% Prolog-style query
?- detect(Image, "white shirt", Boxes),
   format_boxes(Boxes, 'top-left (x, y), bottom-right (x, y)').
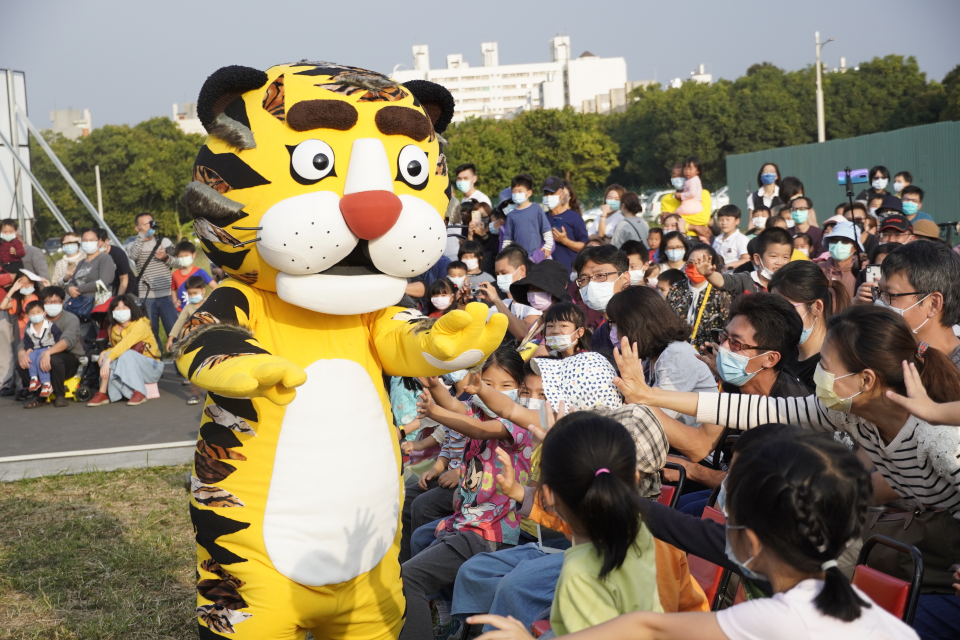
top-left (717, 579), bottom-right (918, 640)
top-left (464, 189), bottom-right (491, 207)
top-left (487, 297), bottom-right (542, 322)
top-left (588, 211), bottom-right (624, 238)
top-left (713, 230), bottom-right (750, 267)
top-left (747, 185), bottom-right (780, 211)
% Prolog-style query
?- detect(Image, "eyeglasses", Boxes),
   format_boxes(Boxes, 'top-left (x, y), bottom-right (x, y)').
top-left (877, 290), bottom-right (930, 306)
top-left (880, 232), bottom-right (910, 241)
top-left (575, 271), bottom-right (622, 289)
top-left (710, 329), bottom-right (774, 353)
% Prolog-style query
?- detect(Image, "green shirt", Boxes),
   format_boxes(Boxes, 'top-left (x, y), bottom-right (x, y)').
top-left (550, 522), bottom-right (662, 636)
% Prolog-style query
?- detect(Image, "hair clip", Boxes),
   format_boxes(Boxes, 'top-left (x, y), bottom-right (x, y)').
top-left (916, 342), bottom-right (929, 358)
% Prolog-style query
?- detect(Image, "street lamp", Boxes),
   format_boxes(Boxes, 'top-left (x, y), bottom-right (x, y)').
top-left (815, 31), bottom-right (834, 143)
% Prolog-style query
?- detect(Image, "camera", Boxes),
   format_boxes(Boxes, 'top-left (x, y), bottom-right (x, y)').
top-left (148, 220), bottom-right (158, 230)
top-left (837, 168), bottom-right (869, 186)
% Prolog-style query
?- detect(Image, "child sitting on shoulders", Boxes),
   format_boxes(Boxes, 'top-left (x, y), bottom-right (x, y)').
top-left (674, 157), bottom-right (711, 242)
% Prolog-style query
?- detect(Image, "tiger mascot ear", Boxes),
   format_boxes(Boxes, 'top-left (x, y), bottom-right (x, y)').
top-left (401, 80), bottom-right (455, 135)
top-left (197, 65), bottom-right (270, 151)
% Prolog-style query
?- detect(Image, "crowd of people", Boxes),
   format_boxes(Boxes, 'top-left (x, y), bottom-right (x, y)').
top-left (0, 211), bottom-right (218, 408)
top-left (393, 161), bottom-right (960, 640)
top-left (2, 157), bottom-right (960, 639)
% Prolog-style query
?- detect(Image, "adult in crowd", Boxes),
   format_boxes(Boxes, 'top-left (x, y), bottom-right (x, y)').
top-left (660, 213), bottom-right (685, 235)
top-left (510, 259), bottom-right (571, 316)
top-left (818, 220), bottom-right (862, 299)
top-left (657, 231), bottom-right (691, 273)
top-left (617, 304), bottom-right (960, 637)
top-left (899, 186), bottom-right (934, 223)
top-left (768, 261), bottom-right (850, 392)
top-left (50, 231), bottom-right (84, 288)
top-left (879, 214), bottom-right (917, 245)
top-left (610, 192), bottom-right (650, 249)
top-left (18, 287), bottom-right (84, 409)
top-left (786, 196), bottom-right (823, 252)
top-left (478, 246), bottom-right (541, 341)
top-left (695, 227), bottom-right (795, 295)
top-left (842, 202), bottom-right (879, 255)
top-left (95, 228), bottom-right (132, 295)
top-left (664, 243), bottom-right (730, 352)
top-left (855, 164), bottom-right (892, 201)
top-left (574, 245), bottom-right (630, 350)
top-left (912, 220), bottom-right (943, 243)
top-left (606, 285), bottom-right (715, 427)
top-left (453, 163), bottom-right (491, 207)
top-left (591, 184), bottom-right (626, 242)
top-left (128, 212), bottom-right (178, 348)
top-left (17, 231), bottom-right (50, 283)
top-left (876, 194), bottom-right (909, 220)
top-left (542, 177), bottom-right (588, 272)
top-left (857, 240), bottom-right (960, 370)
top-left (746, 162), bottom-right (782, 212)
top-left (86, 294), bottom-right (163, 407)
top-left (65, 229), bottom-right (116, 336)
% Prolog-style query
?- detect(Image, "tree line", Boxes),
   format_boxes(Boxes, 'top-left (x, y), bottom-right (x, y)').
top-left (24, 55), bottom-right (958, 241)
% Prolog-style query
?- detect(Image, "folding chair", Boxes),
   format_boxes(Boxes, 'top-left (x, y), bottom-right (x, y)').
top-left (657, 462), bottom-right (686, 509)
top-left (688, 506), bottom-right (732, 610)
top-left (853, 534), bottom-right (923, 624)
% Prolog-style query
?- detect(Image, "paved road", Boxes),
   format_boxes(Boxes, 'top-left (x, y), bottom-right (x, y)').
top-left (0, 363), bottom-right (203, 457)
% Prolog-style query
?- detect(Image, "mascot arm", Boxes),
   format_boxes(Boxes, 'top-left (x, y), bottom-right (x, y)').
top-left (174, 283), bottom-right (306, 406)
top-left (371, 302), bottom-right (508, 377)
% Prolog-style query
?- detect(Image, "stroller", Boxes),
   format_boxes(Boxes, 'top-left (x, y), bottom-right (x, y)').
top-left (62, 297), bottom-right (112, 403)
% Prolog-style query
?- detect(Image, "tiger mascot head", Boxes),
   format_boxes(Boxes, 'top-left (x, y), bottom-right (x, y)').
top-left (183, 61), bottom-right (455, 315)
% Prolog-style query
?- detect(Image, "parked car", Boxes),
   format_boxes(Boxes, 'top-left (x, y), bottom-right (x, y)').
top-left (43, 237), bottom-right (62, 255)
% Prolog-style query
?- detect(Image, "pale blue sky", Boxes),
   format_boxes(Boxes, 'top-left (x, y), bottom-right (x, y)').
top-left (3, 0), bottom-right (959, 127)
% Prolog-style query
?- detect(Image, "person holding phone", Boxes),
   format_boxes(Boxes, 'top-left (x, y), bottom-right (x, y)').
top-left (542, 177), bottom-right (589, 272)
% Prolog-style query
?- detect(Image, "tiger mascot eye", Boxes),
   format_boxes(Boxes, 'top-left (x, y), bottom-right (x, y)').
top-left (175, 61), bottom-right (507, 640)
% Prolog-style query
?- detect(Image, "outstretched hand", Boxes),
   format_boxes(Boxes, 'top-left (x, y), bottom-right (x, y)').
top-left (495, 447), bottom-right (524, 502)
top-left (886, 360), bottom-right (960, 425)
top-left (612, 336), bottom-right (655, 405)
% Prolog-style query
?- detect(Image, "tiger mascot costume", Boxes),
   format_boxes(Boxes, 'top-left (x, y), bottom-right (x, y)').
top-left (175, 61), bottom-right (507, 640)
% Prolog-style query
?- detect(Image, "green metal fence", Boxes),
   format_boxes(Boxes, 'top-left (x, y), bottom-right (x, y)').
top-left (725, 121), bottom-right (960, 229)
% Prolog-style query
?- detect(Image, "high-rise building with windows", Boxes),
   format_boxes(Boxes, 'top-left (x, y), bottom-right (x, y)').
top-left (391, 37), bottom-right (630, 122)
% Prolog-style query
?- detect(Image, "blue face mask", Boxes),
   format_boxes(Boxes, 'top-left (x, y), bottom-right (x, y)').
top-left (797, 308), bottom-right (814, 346)
top-left (187, 294), bottom-right (203, 305)
top-left (760, 172), bottom-right (777, 185)
top-left (671, 177), bottom-right (687, 190)
top-left (828, 242), bottom-right (854, 261)
top-left (456, 179), bottom-right (472, 193)
top-left (716, 478), bottom-right (727, 514)
top-left (62, 243), bottom-right (79, 256)
top-left (145, 228), bottom-right (156, 238)
top-left (489, 221), bottom-right (499, 235)
top-left (512, 191), bottom-right (529, 205)
top-left (901, 201), bottom-right (919, 216)
top-left (790, 208), bottom-right (809, 225)
top-left (725, 524), bottom-right (769, 583)
top-left (665, 248), bottom-right (685, 263)
top-left (605, 199), bottom-right (621, 211)
top-left (716, 346), bottom-right (766, 387)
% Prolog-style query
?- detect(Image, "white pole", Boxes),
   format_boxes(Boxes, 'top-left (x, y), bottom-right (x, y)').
top-left (95, 165), bottom-right (104, 218)
top-left (815, 31), bottom-right (833, 143)
top-left (6, 70), bottom-right (25, 239)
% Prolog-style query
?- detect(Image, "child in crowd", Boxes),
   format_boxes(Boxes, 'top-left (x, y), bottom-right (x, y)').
top-left (427, 278), bottom-right (457, 318)
top-left (501, 174), bottom-right (554, 261)
top-left (401, 349), bottom-right (534, 640)
top-left (458, 241), bottom-right (494, 286)
top-left (0, 219), bottom-right (26, 274)
top-left (644, 263), bottom-right (661, 288)
top-left (544, 302), bottom-right (591, 358)
top-left (646, 228), bottom-right (662, 262)
top-left (167, 274), bottom-right (209, 405)
top-left (656, 269), bottom-right (686, 298)
top-left (22, 300), bottom-right (62, 398)
top-left (711, 205), bottom-right (750, 271)
top-left (472, 432), bottom-right (919, 640)
top-left (674, 157), bottom-right (710, 242)
top-left (747, 205), bottom-right (771, 236)
top-left (694, 227), bottom-right (795, 296)
top-left (793, 232), bottom-right (813, 258)
top-left (171, 240), bottom-right (216, 311)
top-left (446, 260), bottom-right (468, 290)
top-left (660, 214), bottom-right (685, 235)
top-left (892, 170), bottom-right (912, 194)
top-left (621, 240), bottom-right (650, 286)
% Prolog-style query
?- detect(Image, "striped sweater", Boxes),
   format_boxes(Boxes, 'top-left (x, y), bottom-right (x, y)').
top-left (128, 236), bottom-right (177, 298)
top-left (695, 392), bottom-right (960, 520)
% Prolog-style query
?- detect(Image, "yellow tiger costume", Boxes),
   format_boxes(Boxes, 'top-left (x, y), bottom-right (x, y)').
top-left (175, 61), bottom-right (507, 640)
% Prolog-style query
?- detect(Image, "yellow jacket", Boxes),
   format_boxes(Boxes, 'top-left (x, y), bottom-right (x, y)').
top-left (107, 317), bottom-right (160, 361)
top-left (661, 189), bottom-right (713, 234)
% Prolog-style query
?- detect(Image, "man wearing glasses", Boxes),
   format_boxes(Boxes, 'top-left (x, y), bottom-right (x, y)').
top-left (857, 242), bottom-right (960, 371)
top-left (698, 292), bottom-right (809, 399)
top-left (572, 245), bottom-right (629, 352)
top-left (878, 214), bottom-right (917, 245)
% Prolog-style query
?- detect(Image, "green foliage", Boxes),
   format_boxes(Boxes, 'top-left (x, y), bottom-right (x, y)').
top-left (444, 107), bottom-right (619, 196)
top-left (29, 118), bottom-right (203, 242)
top-left (940, 63), bottom-right (960, 122)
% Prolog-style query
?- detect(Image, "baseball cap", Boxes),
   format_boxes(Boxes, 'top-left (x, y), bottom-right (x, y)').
top-left (912, 219), bottom-right (940, 240)
top-left (879, 214), bottom-right (913, 233)
top-left (876, 195), bottom-right (905, 215)
top-left (542, 177), bottom-right (564, 193)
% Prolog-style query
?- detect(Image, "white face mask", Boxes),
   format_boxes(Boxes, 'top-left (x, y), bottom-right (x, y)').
top-left (784, 219), bottom-right (796, 229)
top-left (893, 181), bottom-right (905, 193)
top-left (518, 397), bottom-right (544, 411)
top-left (431, 295), bottom-right (453, 310)
top-left (545, 333), bottom-right (578, 352)
top-left (872, 178), bottom-right (889, 190)
top-left (752, 217), bottom-right (767, 229)
top-left (20, 286), bottom-right (35, 295)
top-left (542, 194), bottom-right (560, 210)
top-left (44, 303), bottom-right (63, 317)
top-left (628, 270), bottom-right (645, 286)
top-left (755, 257), bottom-right (775, 281)
top-left (874, 295), bottom-right (931, 334)
top-left (179, 255), bottom-right (194, 268)
top-left (81, 241), bottom-right (100, 255)
top-left (582, 276), bottom-right (621, 312)
top-left (112, 308), bottom-right (132, 324)
top-left (449, 276), bottom-right (466, 288)
top-left (463, 258), bottom-right (479, 271)
top-left (497, 271), bottom-right (515, 291)
top-left (28, 313), bottom-right (45, 325)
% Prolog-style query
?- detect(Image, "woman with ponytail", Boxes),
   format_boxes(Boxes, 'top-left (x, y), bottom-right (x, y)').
top-left (768, 260), bottom-right (850, 392)
top-left (471, 433), bottom-right (919, 639)
top-left (537, 412), bottom-right (663, 635)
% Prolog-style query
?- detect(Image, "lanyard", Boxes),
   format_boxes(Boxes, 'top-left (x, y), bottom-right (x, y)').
top-left (690, 284), bottom-right (713, 342)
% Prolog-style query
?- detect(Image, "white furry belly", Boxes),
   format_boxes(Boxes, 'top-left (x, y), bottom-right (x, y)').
top-left (262, 359), bottom-right (399, 586)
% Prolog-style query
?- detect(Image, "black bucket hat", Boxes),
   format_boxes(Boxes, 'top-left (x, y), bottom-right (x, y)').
top-left (510, 259), bottom-right (572, 306)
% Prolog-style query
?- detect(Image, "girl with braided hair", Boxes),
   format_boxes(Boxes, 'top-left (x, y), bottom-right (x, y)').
top-left (471, 432), bottom-right (918, 639)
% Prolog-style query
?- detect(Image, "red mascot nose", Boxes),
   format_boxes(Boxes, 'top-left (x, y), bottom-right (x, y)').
top-left (338, 191), bottom-right (403, 240)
